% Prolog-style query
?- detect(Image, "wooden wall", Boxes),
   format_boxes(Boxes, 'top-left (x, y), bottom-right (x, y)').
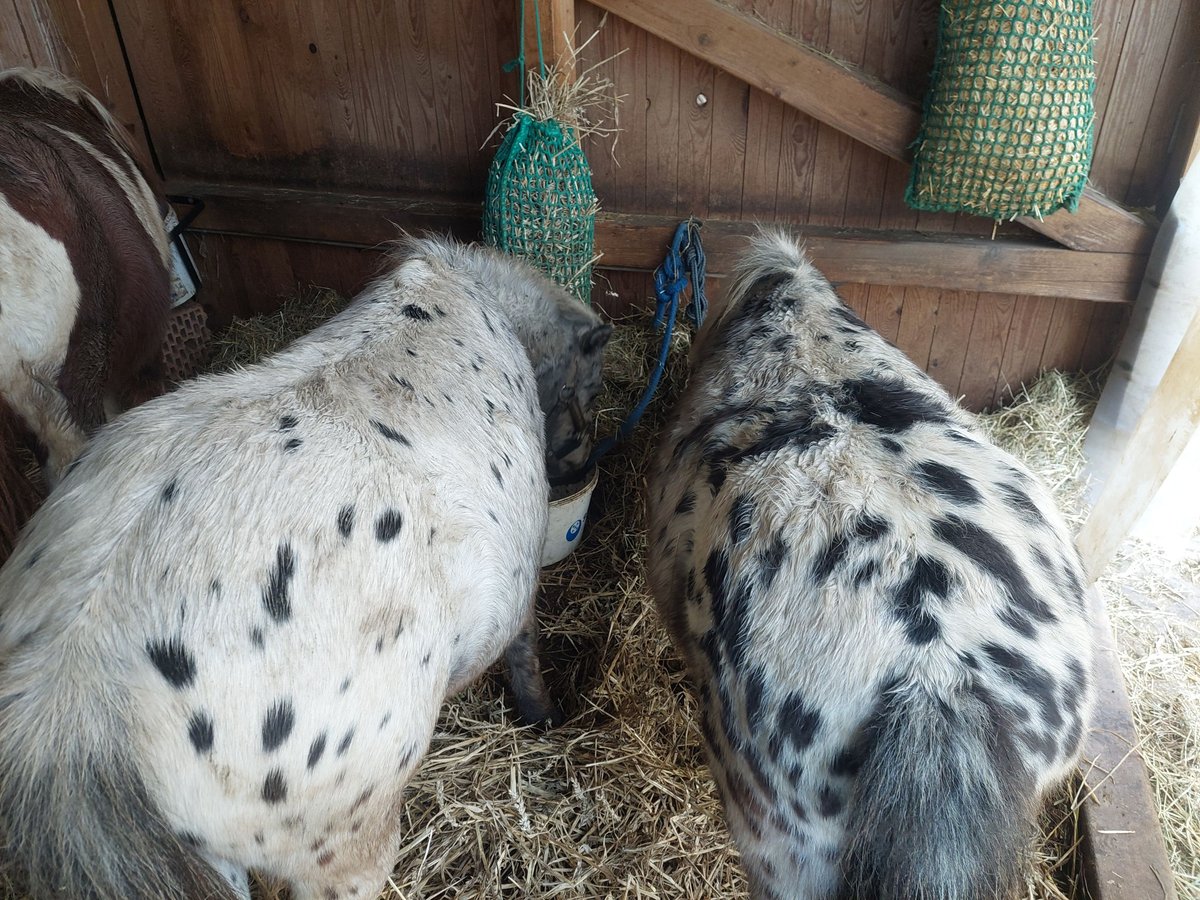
top-left (3, 0), bottom-right (1197, 410)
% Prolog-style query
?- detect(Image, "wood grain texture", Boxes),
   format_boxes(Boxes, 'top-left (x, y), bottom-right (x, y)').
top-left (587, 0), bottom-right (1157, 253)
top-left (165, 181), bottom-right (1148, 305)
top-left (1079, 588), bottom-right (1180, 900)
top-left (33, 0), bottom-right (1177, 410)
top-left (1077, 298), bottom-right (1200, 580)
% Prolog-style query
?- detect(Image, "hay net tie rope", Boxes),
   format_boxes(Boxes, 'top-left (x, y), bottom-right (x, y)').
top-left (570, 219), bottom-right (706, 482)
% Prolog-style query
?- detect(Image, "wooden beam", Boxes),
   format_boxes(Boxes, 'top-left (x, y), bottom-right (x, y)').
top-left (587, 0), bottom-right (1156, 255)
top-left (35, 0), bottom-right (162, 188)
top-left (1080, 588), bottom-right (1178, 900)
top-left (1076, 294), bottom-right (1200, 580)
top-left (523, 0), bottom-right (576, 85)
top-left (166, 180), bottom-right (1145, 304)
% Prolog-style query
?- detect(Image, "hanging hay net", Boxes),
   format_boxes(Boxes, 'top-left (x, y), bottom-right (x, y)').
top-left (905, 0), bottom-right (1096, 221)
top-left (482, 17), bottom-right (621, 303)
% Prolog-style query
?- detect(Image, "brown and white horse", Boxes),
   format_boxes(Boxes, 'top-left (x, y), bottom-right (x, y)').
top-left (0, 68), bottom-right (171, 555)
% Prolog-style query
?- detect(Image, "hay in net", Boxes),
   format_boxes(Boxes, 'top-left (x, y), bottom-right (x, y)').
top-left (482, 18), bottom-right (622, 304)
top-left (905, 0), bottom-right (1096, 221)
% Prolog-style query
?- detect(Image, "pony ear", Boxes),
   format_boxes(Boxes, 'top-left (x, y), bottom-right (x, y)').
top-left (579, 322), bottom-right (613, 355)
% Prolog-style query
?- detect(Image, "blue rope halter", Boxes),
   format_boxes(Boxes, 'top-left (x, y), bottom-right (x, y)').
top-left (578, 218), bottom-right (707, 475)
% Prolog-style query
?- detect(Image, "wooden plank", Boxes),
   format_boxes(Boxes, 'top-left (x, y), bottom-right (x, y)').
top-left (677, 52), bottom-right (715, 218)
top-left (993, 294), bottom-right (1056, 407)
top-left (644, 33), bottom-right (681, 212)
top-left (863, 283), bottom-right (903, 345)
top-left (925, 290), bottom-right (976, 401)
top-left (38, 0), bottom-right (160, 184)
top-left (770, 0), bottom-right (823, 225)
top-left (1126, 0), bottom-right (1194, 208)
top-left (739, 88), bottom-right (786, 218)
top-left (0, 0), bottom-right (37, 67)
top-left (588, 0), bottom-right (1157, 254)
top-left (1150, 3), bottom-right (1200, 216)
top-left (806, 0), bottom-right (863, 227)
top-left (838, 282), bottom-right (870, 320)
top-left (590, 0), bottom-right (919, 161)
top-left (1040, 298), bottom-right (1096, 375)
top-left (958, 291), bottom-right (1017, 411)
top-left (165, 181), bottom-right (1148, 305)
top-left (1080, 303), bottom-right (1131, 375)
top-left (705, 67), bottom-right (748, 216)
top-left (893, 288), bottom-right (941, 372)
top-left (1076, 296), bottom-right (1200, 581)
top-left (1079, 587), bottom-right (1179, 900)
top-left (1092, 0), bottom-right (1184, 205)
top-left (594, 213), bottom-right (1146, 302)
top-left (524, 0), bottom-right (575, 84)
top-left (1089, 0), bottom-right (1135, 146)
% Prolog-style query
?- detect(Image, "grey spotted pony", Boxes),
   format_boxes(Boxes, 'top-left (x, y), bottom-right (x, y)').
top-left (647, 230), bottom-right (1093, 900)
top-left (0, 235), bottom-right (610, 900)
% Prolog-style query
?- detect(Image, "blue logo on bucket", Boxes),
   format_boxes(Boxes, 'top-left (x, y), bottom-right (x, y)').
top-left (566, 519), bottom-right (583, 541)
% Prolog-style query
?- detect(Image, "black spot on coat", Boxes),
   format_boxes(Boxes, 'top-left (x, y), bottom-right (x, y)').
top-left (998, 482), bottom-right (1047, 526)
top-left (892, 556), bottom-right (951, 644)
top-left (307, 733), bottom-right (328, 768)
top-left (146, 638), bottom-right (196, 688)
top-left (811, 533), bottom-right (849, 583)
top-left (729, 495), bottom-right (754, 545)
top-left (757, 532), bottom-right (789, 590)
top-left (262, 769), bottom-right (288, 804)
top-left (262, 542), bottom-right (296, 623)
top-left (916, 461), bottom-right (981, 504)
top-left (401, 304), bottom-right (431, 321)
top-left (262, 699), bottom-right (296, 752)
top-left (187, 711), bottom-right (214, 753)
top-left (778, 692), bottom-right (822, 750)
top-left (842, 378), bottom-right (949, 433)
top-left (279, 415), bottom-right (298, 430)
top-left (337, 505), bottom-right (355, 537)
top-left (375, 509), bottom-right (403, 542)
top-left (371, 419), bottom-right (411, 446)
top-left (161, 479), bottom-right (178, 503)
top-left (854, 514), bottom-right (890, 542)
top-left (933, 516), bottom-right (1056, 625)
top-left (283, 437), bottom-right (303, 452)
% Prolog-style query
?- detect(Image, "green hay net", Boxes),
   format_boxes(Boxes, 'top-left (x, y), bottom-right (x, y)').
top-left (905, 0), bottom-right (1096, 221)
top-left (483, 113), bottom-right (597, 304)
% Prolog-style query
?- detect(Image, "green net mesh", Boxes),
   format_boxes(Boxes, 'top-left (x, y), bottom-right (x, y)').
top-left (483, 113), bottom-right (597, 303)
top-left (905, 0), bottom-right (1095, 221)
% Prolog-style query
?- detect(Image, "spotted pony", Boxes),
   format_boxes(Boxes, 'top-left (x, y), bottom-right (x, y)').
top-left (0, 236), bottom-right (610, 900)
top-left (646, 230), bottom-right (1093, 900)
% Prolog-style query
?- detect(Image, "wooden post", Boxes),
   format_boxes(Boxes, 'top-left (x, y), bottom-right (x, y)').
top-left (522, 0), bottom-right (575, 87)
top-left (1076, 294), bottom-right (1200, 580)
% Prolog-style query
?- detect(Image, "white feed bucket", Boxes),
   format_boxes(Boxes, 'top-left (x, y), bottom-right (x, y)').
top-left (541, 467), bottom-right (600, 567)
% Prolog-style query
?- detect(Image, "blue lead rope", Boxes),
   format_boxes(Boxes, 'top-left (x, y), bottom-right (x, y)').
top-left (581, 219), bottom-right (707, 474)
